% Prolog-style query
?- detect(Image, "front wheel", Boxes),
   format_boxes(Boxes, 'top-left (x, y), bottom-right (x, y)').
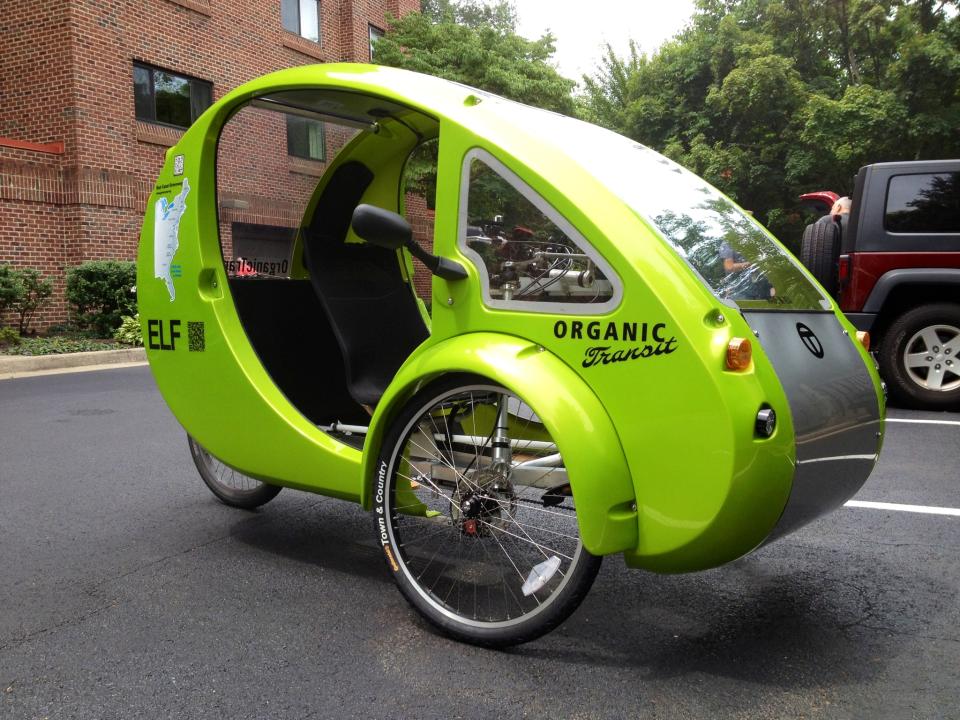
top-left (188, 435), bottom-right (282, 509)
top-left (373, 374), bottom-right (601, 647)
top-left (878, 304), bottom-right (960, 410)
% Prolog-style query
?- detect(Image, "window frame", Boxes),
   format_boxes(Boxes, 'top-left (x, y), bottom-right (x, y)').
top-left (368, 24), bottom-right (384, 61)
top-left (285, 114), bottom-right (326, 162)
top-left (457, 147), bottom-right (622, 315)
top-left (133, 62), bottom-right (212, 130)
top-left (282, 0), bottom-right (321, 44)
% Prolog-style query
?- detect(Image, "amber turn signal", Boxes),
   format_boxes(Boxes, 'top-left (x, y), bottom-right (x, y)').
top-left (856, 331), bottom-right (870, 351)
top-left (726, 337), bottom-right (752, 371)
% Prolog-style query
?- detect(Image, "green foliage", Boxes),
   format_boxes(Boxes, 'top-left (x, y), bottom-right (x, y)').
top-left (0, 336), bottom-right (118, 356)
top-left (0, 265), bottom-right (53, 335)
top-left (376, 2), bottom-right (575, 115)
top-left (113, 314), bottom-right (144, 346)
top-left (65, 261), bottom-right (137, 337)
top-left (581, 0), bottom-right (960, 247)
top-left (0, 327), bottom-right (21, 347)
top-left (0, 265), bottom-right (20, 318)
top-left (10, 268), bottom-right (53, 335)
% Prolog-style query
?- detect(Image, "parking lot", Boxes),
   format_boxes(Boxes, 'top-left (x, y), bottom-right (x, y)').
top-left (1, 365), bottom-right (958, 719)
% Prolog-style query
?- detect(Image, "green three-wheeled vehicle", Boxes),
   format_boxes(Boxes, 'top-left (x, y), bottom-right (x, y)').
top-left (138, 64), bottom-right (884, 646)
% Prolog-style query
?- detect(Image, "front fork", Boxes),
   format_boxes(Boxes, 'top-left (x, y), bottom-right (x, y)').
top-left (490, 394), bottom-right (512, 472)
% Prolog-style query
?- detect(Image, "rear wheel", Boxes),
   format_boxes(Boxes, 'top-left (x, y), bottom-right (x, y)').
top-left (799, 219), bottom-right (840, 296)
top-left (373, 374), bottom-right (601, 647)
top-left (188, 435), bottom-right (282, 509)
top-left (878, 304), bottom-right (960, 410)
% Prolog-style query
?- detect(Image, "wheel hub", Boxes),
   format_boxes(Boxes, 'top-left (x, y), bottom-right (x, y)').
top-left (452, 468), bottom-right (516, 536)
top-left (903, 324), bottom-right (960, 392)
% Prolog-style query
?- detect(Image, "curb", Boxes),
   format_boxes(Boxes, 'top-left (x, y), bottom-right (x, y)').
top-left (0, 348), bottom-right (147, 380)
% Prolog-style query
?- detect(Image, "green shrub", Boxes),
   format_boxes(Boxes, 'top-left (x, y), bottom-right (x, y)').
top-left (65, 261), bottom-right (137, 336)
top-left (0, 327), bottom-right (21, 347)
top-left (114, 314), bottom-right (143, 346)
top-left (10, 268), bottom-right (53, 335)
top-left (0, 265), bottom-right (53, 335)
top-left (0, 265), bottom-right (19, 318)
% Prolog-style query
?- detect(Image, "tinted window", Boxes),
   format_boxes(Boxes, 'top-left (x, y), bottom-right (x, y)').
top-left (461, 152), bottom-right (618, 311)
top-left (133, 63), bottom-right (212, 129)
top-left (885, 173), bottom-right (960, 233)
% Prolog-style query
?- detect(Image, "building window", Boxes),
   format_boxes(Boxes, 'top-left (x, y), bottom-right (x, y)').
top-left (133, 63), bottom-right (212, 129)
top-left (369, 24), bottom-right (384, 61)
top-left (282, 0), bottom-right (321, 43)
top-left (286, 115), bottom-right (325, 161)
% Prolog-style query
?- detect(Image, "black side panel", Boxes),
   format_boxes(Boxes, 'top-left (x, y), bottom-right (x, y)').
top-left (745, 311), bottom-right (883, 542)
top-left (229, 278), bottom-right (368, 426)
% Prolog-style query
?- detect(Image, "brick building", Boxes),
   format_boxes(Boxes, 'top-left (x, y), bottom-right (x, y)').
top-left (0, 0), bottom-right (424, 330)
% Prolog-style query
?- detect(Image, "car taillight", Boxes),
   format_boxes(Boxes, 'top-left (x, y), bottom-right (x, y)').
top-left (838, 255), bottom-right (849, 283)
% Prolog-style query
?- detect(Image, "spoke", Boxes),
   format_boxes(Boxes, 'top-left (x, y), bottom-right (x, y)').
top-left (498, 507), bottom-right (579, 541)
top-left (921, 327), bottom-right (942, 352)
top-left (905, 351), bottom-right (932, 369)
top-left (926, 367), bottom-right (945, 390)
top-left (476, 518), bottom-right (574, 561)
top-left (942, 333), bottom-right (960, 357)
top-left (483, 518), bottom-right (531, 583)
top-left (396, 469), bottom-right (461, 512)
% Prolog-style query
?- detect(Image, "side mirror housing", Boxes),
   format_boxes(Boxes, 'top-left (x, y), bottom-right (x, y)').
top-left (351, 204), bottom-right (410, 250)
top-left (351, 204), bottom-right (467, 281)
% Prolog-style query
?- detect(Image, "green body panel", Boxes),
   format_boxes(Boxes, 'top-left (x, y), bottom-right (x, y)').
top-left (138, 63), bottom-right (882, 573)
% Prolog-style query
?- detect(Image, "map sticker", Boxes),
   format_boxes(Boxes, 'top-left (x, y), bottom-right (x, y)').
top-left (154, 177), bottom-right (191, 302)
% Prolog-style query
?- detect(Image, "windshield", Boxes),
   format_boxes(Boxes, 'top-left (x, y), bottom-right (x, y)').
top-left (571, 136), bottom-right (829, 310)
top-left (489, 100), bottom-right (831, 311)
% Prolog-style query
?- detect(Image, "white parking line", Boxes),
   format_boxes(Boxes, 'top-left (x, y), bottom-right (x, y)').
top-left (886, 418), bottom-right (960, 427)
top-left (845, 500), bottom-right (960, 517)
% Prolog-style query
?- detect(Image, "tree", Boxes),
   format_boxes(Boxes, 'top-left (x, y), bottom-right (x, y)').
top-left (375, 1), bottom-right (574, 115)
top-left (580, 0), bottom-right (960, 249)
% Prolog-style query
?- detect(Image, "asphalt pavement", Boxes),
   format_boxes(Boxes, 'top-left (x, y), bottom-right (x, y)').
top-left (1, 366), bottom-right (958, 719)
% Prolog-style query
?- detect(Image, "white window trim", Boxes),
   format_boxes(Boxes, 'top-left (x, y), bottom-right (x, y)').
top-left (457, 147), bottom-right (623, 315)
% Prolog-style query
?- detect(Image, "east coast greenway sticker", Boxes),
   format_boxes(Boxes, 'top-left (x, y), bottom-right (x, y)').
top-left (153, 177), bottom-right (191, 302)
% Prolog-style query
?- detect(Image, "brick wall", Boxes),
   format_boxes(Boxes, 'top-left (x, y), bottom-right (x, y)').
top-left (0, 0), bottom-right (420, 330)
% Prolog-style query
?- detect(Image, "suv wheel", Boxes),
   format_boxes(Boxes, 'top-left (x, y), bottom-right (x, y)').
top-left (878, 304), bottom-right (960, 410)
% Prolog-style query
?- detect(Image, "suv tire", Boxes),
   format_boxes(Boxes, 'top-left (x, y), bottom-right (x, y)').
top-left (799, 219), bottom-right (840, 296)
top-left (878, 303), bottom-right (960, 410)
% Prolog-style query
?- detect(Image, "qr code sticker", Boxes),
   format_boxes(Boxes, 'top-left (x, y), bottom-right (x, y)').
top-left (188, 321), bottom-right (205, 352)
top-left (173, 154), bottom-right (184, 176)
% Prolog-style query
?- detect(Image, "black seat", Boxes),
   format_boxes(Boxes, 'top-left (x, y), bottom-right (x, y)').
top-left (302, 161), bottom-right (429, 407)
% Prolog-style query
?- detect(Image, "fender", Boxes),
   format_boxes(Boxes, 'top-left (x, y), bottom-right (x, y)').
top-left (361, 332), bottom-right (639, 556)
top-left (863, 268), bottom-right (960, 313)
